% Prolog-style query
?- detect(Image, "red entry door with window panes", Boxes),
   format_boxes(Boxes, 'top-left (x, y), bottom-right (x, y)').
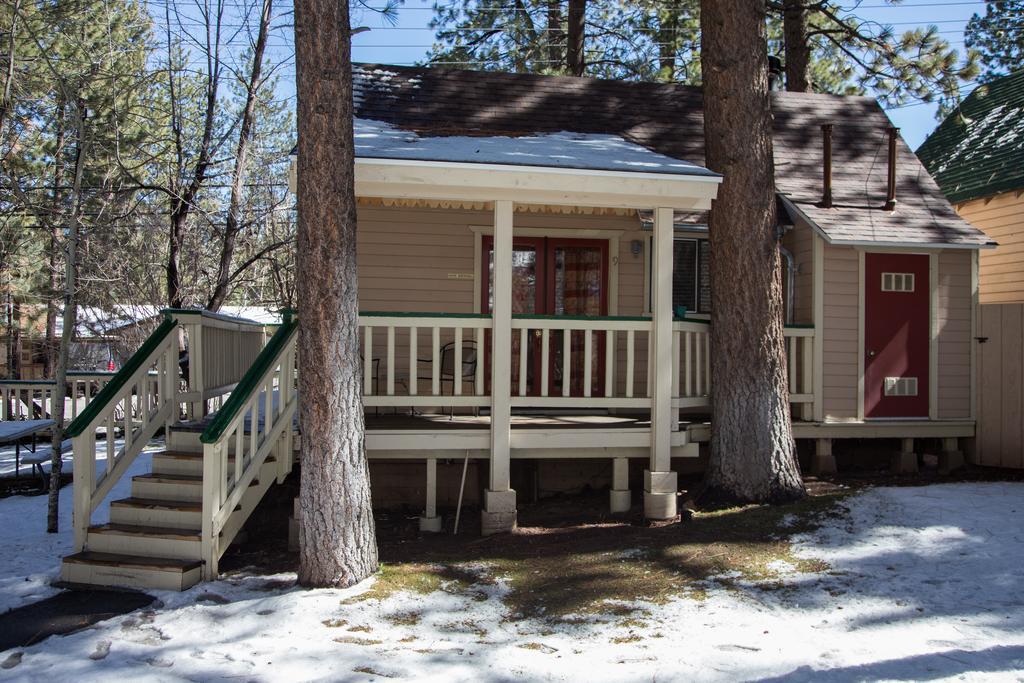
top-left (482, 237), bottom-right (608, 398)
top-left (863, 252), bottom-right (930, 418)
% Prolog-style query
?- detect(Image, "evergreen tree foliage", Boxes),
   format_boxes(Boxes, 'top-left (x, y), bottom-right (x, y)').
top-left (965, 0), bottom-right (1024, 82)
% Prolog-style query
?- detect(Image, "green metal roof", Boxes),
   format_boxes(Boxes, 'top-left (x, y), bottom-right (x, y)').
top-left (917, 71), bottom-right (1024, 204)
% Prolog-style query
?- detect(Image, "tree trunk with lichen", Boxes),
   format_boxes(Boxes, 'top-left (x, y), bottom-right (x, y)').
top-left (293, 0), bottom-right (378, 587)
top-left (700, 0), bottom-right (806, 504)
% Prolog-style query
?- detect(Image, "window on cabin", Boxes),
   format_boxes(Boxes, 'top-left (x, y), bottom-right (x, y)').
top-left (649, 236), bottom-right (712, 315)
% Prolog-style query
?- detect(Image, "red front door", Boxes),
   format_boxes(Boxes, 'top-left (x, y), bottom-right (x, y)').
top-left (482, 237), bottom-right (608, 397)
top-left (864, 253), bottom-right (929, 418)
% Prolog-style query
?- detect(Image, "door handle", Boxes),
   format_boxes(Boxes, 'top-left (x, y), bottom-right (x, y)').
top-left (534, 330), bottom-right (542, 338)
top-left (867, 350), bottom-right (876, 358)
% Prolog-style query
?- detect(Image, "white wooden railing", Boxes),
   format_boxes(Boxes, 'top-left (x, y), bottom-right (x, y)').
top-left (68, 317), bottom-right (180, 551)
top-left (510, 314), bottom-right (653, 409)
top-left (175, 309), bottom-right (269, 419)
top-left (358, 312), bottom-right (492, 409)
top-left (0, 372), bottom-right (162, 424)
top-left (671, 320), bottom-right (814, 414)
top-left (199, 318), bottom-right (297, 579)
top-left (352, 312), bottom-right (816, 417)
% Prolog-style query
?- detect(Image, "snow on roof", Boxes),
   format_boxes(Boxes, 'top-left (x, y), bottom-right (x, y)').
top-left (352, 118), bottom-right (718, 178)
top-left (57, 305), bottom-right (281, 338)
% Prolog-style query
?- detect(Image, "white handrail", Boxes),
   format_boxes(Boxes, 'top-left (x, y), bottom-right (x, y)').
top-left (70, 327), bottom-right (180, 551)
top-left (200, 324), bottom-right (297, 579)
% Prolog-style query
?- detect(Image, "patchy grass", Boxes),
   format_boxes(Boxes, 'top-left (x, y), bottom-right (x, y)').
top-left (384, 611), bottom-right (422, 627)
top-left (361, 488), bottom-right (853, 622)
top-left (334, 635), bottom-right (383, 646)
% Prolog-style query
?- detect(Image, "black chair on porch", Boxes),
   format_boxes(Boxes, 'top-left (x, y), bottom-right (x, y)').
top-left (417, 340), bottom-right (478, 419)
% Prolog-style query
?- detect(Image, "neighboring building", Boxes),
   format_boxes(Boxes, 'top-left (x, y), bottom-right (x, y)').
top-left (63, 65), bottom-right (994, 590)
top-left (918, 70), bottom-right (1024, 304)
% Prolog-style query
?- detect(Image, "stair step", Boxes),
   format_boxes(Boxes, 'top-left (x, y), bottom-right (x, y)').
top-left (151, 450), bottom-right (277, 477)
top-left (109, 497), bottom-right (203, 529)
top-left (61, 551), bottom-right (202, 591)
top-left (131, 473), bottom-right (203, 502)
top-left (86, 523), bottom-right (202, 560)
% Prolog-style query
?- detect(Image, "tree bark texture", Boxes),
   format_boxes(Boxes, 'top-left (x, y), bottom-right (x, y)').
top-left (700, 0), bottom-right (805, 504)
top-left (294, 0), bottom-right (379, 587)
top-left (783, 0), bottom-right (813, 92)
top-left (567, 0), bottom-right (585, 76)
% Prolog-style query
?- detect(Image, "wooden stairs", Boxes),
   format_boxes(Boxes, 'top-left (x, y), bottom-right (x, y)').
top-left (60, 426), bottom-right (287, 591)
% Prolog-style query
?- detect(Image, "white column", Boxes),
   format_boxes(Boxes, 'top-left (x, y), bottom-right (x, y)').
top-left (419, 458), bottom-right (442, 532)
top-left (645, 206), bottom-right (678, 520)
top-left (483, 199), bottom-right (517, 534)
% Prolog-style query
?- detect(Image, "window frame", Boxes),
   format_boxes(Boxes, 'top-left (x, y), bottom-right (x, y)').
top-left (644, 233), bottom-right (712, 318)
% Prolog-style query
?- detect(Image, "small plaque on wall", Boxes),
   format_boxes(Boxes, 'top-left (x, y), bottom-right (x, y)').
top-left (447, 273), bottom-right (474, 280)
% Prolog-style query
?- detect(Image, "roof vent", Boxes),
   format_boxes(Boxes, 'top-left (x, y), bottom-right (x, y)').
top-left (818, 124), bottom-right (833, 208)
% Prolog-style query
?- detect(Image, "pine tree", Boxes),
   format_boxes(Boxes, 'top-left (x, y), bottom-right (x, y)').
top-left (965, 0), bottom-right (1024, 82)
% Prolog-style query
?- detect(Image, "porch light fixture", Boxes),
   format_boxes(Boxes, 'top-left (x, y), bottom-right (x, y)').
top-left (631, 240), bottom-right (643, 257)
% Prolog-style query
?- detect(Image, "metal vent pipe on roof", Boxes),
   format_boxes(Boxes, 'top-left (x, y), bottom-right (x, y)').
top-left (819, 124), bottom-right (833, 208)
top-left (885, 126), bottom-right (899, 211)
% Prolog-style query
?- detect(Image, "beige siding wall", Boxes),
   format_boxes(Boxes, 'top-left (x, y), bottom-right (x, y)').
top-left (958, 190), bottom-right (1024, 304)
top-left (937, 250), bottom-right (973, 419)
top-left (782, 222), bottom-right (815, 324)
top-left (821, 244), bottom-right (860, 419)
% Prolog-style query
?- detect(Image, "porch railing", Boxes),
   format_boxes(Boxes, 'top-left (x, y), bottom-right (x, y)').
top-left (358, 312), bottom-right (492, 409)
top-left (353, 312), bottom-right (816, 416)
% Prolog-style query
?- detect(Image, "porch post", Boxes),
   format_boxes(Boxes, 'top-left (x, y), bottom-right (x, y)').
top-left (483, 199), bottom-right (517, 535)
top-left (646, 206), bottom-right (678, 520)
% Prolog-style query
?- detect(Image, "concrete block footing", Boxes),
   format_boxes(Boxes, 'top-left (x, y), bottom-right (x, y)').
top-left (609, 489), bottom-right (632, 513)
top-left (481, 488), bottom-right (517, 535)
top-left (892, 451), bottom-right (918, 474)
top-left (419, 515), bottom-right (443, 533)
top-left (643, 491), bottom-right (677, 520)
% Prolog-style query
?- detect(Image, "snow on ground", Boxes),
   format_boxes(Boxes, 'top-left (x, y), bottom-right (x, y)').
top-left (0, 440), bottom-right (158, 614)
top-left (1, 482), bottom-right (1024, 681)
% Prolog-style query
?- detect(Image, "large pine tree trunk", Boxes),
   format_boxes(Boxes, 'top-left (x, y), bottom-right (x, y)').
top-left (293, 0), bottom-right (378, 587)
top-left (700, 0), bottom-right (805, 504)
top-left (567, 0), bottom-right (585, 76)
top-left (783, 0), bottom-right (813, 92)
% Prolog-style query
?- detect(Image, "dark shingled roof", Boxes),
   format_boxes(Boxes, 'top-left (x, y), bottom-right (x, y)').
top-left (917, 70), bottom-right (1024, 205)
top-left (351, 63), bottom-right (992, 248)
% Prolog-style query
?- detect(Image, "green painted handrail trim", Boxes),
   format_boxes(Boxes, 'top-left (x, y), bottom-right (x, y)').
top-left (65, 317), bottom-right (178, 438)
top-left (784, 323), bottom-right (815, 329)
top-left (199, 319), bottom-right (298, 445)
top-left (359, 310), bottom-right (493, 320)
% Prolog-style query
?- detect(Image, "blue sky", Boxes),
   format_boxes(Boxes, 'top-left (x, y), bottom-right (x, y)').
top-left (342, 0), bottom-right (988, 150)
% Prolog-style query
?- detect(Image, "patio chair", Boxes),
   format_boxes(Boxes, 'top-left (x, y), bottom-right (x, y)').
top-left (418, 340), bottom-right (478, 419)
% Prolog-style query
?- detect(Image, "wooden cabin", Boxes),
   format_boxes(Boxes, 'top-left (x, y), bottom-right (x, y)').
top-left (59, 65), bottom-right (992, 590)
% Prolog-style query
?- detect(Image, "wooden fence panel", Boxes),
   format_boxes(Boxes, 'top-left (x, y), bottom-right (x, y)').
top-left (977, 303), bottom-right (1024, 469)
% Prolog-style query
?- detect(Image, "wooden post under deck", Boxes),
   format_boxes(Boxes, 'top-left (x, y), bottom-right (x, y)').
top-left (483, 199), bottom-right (517, 534)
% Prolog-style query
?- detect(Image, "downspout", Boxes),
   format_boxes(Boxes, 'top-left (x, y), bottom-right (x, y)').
top-left (779, 237), bottom-right (796, 325)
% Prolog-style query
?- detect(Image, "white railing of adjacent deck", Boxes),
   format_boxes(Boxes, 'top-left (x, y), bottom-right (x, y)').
top-left (0, 372), bottom-right (161, 424)
top-left (199, 318), bottom-right (296, 579)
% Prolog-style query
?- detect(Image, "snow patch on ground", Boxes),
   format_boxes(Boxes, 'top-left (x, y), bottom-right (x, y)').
top-left (0, 441), bottom-right (158, 613)
top-left (2, 482), bottom-right (1024, 680)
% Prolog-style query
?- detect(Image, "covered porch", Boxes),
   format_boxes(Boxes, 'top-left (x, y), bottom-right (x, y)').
top-left (346, 125), bottom-right (728, 531)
